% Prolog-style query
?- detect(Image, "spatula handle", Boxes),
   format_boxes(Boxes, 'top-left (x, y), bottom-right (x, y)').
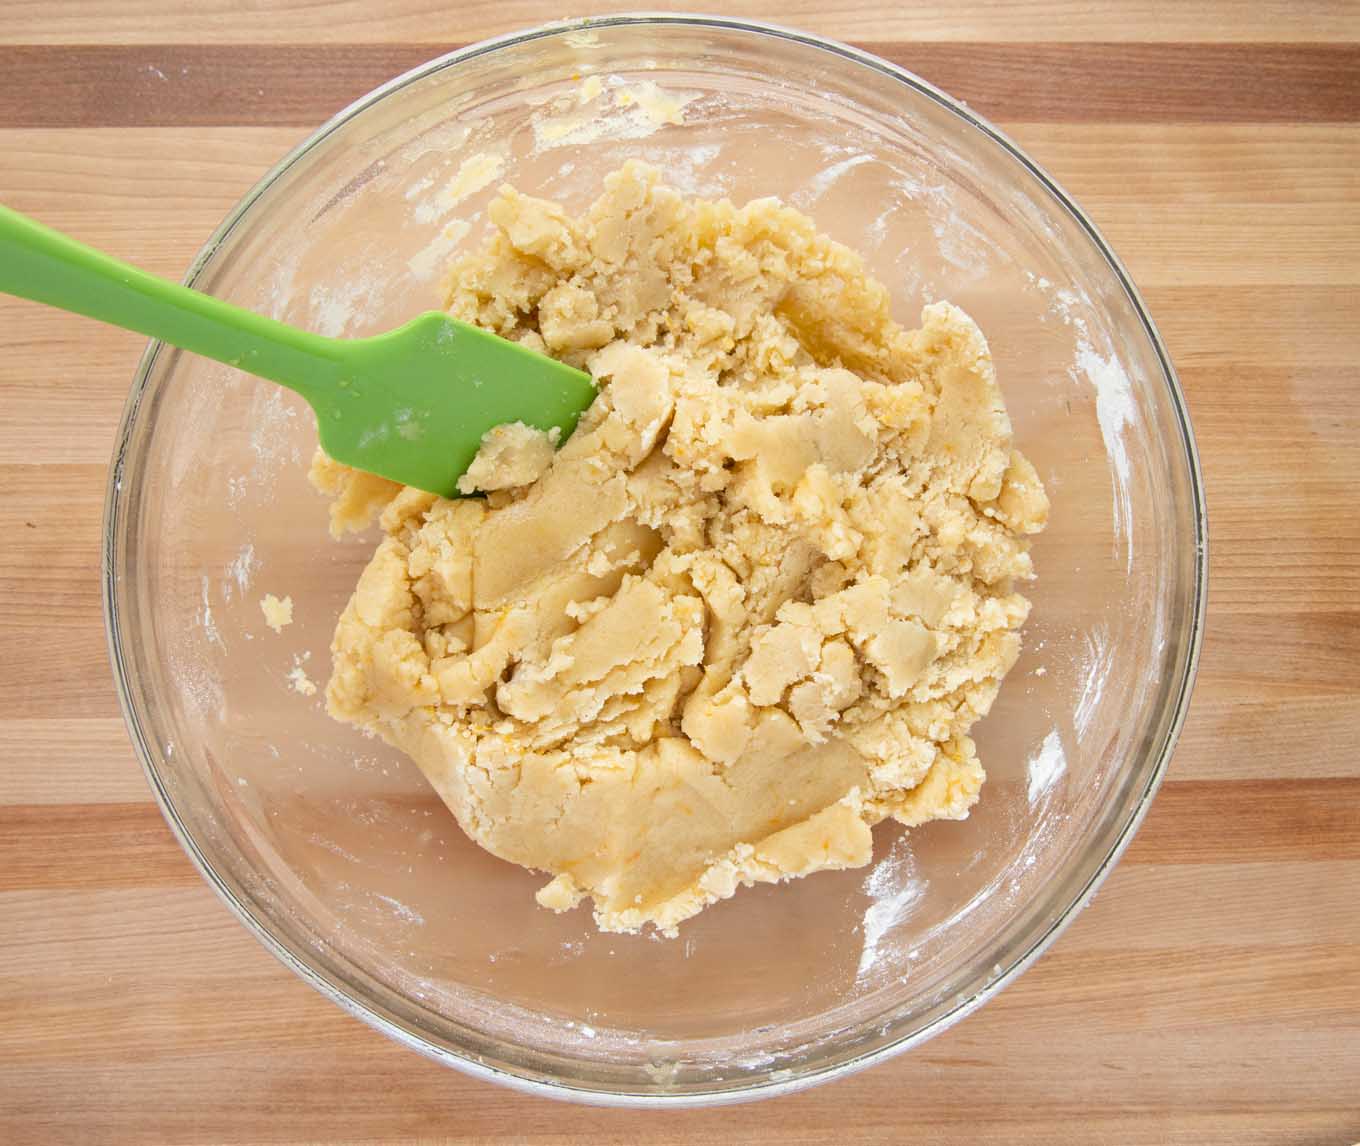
top-left (0, 202), bottom-right (341, 399)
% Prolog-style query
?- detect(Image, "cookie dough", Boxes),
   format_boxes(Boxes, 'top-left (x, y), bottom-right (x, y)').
top-left (456, 422), bottom-right (560, 496)
top-left (260, 593), bottom-right (293, 633)
top-left (318, 163), bottom-right (1048, 935)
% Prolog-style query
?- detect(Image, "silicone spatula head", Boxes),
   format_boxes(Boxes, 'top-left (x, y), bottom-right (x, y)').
top-left (309, 312), bottom-right (596, 496)
top-left (0, 202), bottom-right (598, 498)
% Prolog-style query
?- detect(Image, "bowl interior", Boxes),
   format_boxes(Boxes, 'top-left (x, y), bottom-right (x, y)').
top-left (109, 19), bottom-right (1202, 1100)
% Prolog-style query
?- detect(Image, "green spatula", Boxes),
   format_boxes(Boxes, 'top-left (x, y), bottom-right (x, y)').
top-left (0, 203), bottom-right (597, 497)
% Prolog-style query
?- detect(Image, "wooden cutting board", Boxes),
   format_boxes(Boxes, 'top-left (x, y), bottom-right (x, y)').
top-left (0, 3), bottom-right (1356, 1142)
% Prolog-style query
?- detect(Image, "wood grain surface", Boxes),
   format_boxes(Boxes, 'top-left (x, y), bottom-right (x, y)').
top-left (1, 3), bottom-right (1357, 1143)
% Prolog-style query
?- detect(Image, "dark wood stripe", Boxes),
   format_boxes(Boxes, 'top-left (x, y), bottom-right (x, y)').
top-left (0, 43), bottom-right (436, 129)
top-left (0, 43), bottom-right (1355, 129)
top-left (2, 779), bottom-right (1355, 890)
top-left (1127, 779), bottom-right (1360, 865)
top-left (875, 42), bottom-right (1360, 124)
top-left (0, 803), bottom-right (198, 891)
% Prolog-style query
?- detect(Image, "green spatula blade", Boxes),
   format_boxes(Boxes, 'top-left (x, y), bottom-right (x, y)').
top-left (0, 202), bottom-right (597, 498)
top-left (321, 312), bottom-right (596, 497)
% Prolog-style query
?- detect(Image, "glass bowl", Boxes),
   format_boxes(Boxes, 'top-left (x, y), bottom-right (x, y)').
top-left (103, 15), bottom-right (1206, 1105)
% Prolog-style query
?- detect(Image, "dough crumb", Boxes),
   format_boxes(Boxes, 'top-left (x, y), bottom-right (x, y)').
top-left (536, 872), bottom-right (586, 912)
top-left (287, 666), bottom-right (317, 697)
top-left (456, 422), bottom-right (561, 495)
top-left (260, 593), bottom-right (293, 633)
top-left (317, 163), bottom-right (1047, 935)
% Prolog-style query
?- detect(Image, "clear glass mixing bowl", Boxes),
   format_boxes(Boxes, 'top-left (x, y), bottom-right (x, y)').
top-left (103, 15), bottom-right (1206, 1105)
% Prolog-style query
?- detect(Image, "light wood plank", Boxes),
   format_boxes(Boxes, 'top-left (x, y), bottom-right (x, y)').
top-left (0, 929), bottom-right (1354, 1142)
top-left (1056, 860), bottom-right (1360, 951)
top-left (8, 681), bottom-right (1358, 809)
top-left (1094, 204), bottom-right (1360, 286)
top-left (4, 288), bottom-right (1358, 465)
top-left (0, 465), bottom-right (121, 719)
top-left (0, 721), bottom-right (147, 804)
top-left (1147, 284), bottom-right (1359, 366)
top-left (2, 942), bottom-right (1354, 1064)
top-left (1009, 123), bottom-right (1360, 206)
top-left (1, 0), bottom-right (1355, 45)
top-left (8, 124), bottom-right (1358, 210)
top-left (4, 128), bottom-right (1358, 296)
top-left (1178, 693), bottom-right (1360, 781)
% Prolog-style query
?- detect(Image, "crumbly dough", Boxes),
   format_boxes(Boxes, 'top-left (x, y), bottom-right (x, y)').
top-left (456, 422), bottom-right (560, 495)
top-left (318, 163), bottom-right (1048, 935)
top-left (260, 593), bottom-right (294, 633)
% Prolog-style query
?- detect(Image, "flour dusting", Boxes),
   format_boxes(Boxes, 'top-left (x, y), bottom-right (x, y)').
top-left (1025, 269), bottom-right (1138, 569)
top-left (1073, 626), bottom-right (1114, 743)
top-left (198, 575), bottom-right (224, 649)
top-left (1076, 343), bottom-right (1137, 572)
top-left (223, 543), bottom-right (259, 602)
top-left (374, 892), bottom-right (425, 926)
top-left (1027, 728), bottom-right (1067, 805)
top-left (857, 833), bottom-right (926, 981)
top-left (309, 279), bottom-right (371, 338)
top-left (791, 152), bottom-right (874, 209)
top-left (408, 219), bottom-right (471, 281)
top-left (412, 151), bottom-right (504, 225)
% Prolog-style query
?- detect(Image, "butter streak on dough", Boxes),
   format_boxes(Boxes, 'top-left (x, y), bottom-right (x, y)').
top-left (321, 163), bottom-right (1048, 935)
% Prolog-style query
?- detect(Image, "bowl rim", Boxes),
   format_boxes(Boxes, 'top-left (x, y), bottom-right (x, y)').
top-left (101, 11), bottom-right (1209, 1108)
